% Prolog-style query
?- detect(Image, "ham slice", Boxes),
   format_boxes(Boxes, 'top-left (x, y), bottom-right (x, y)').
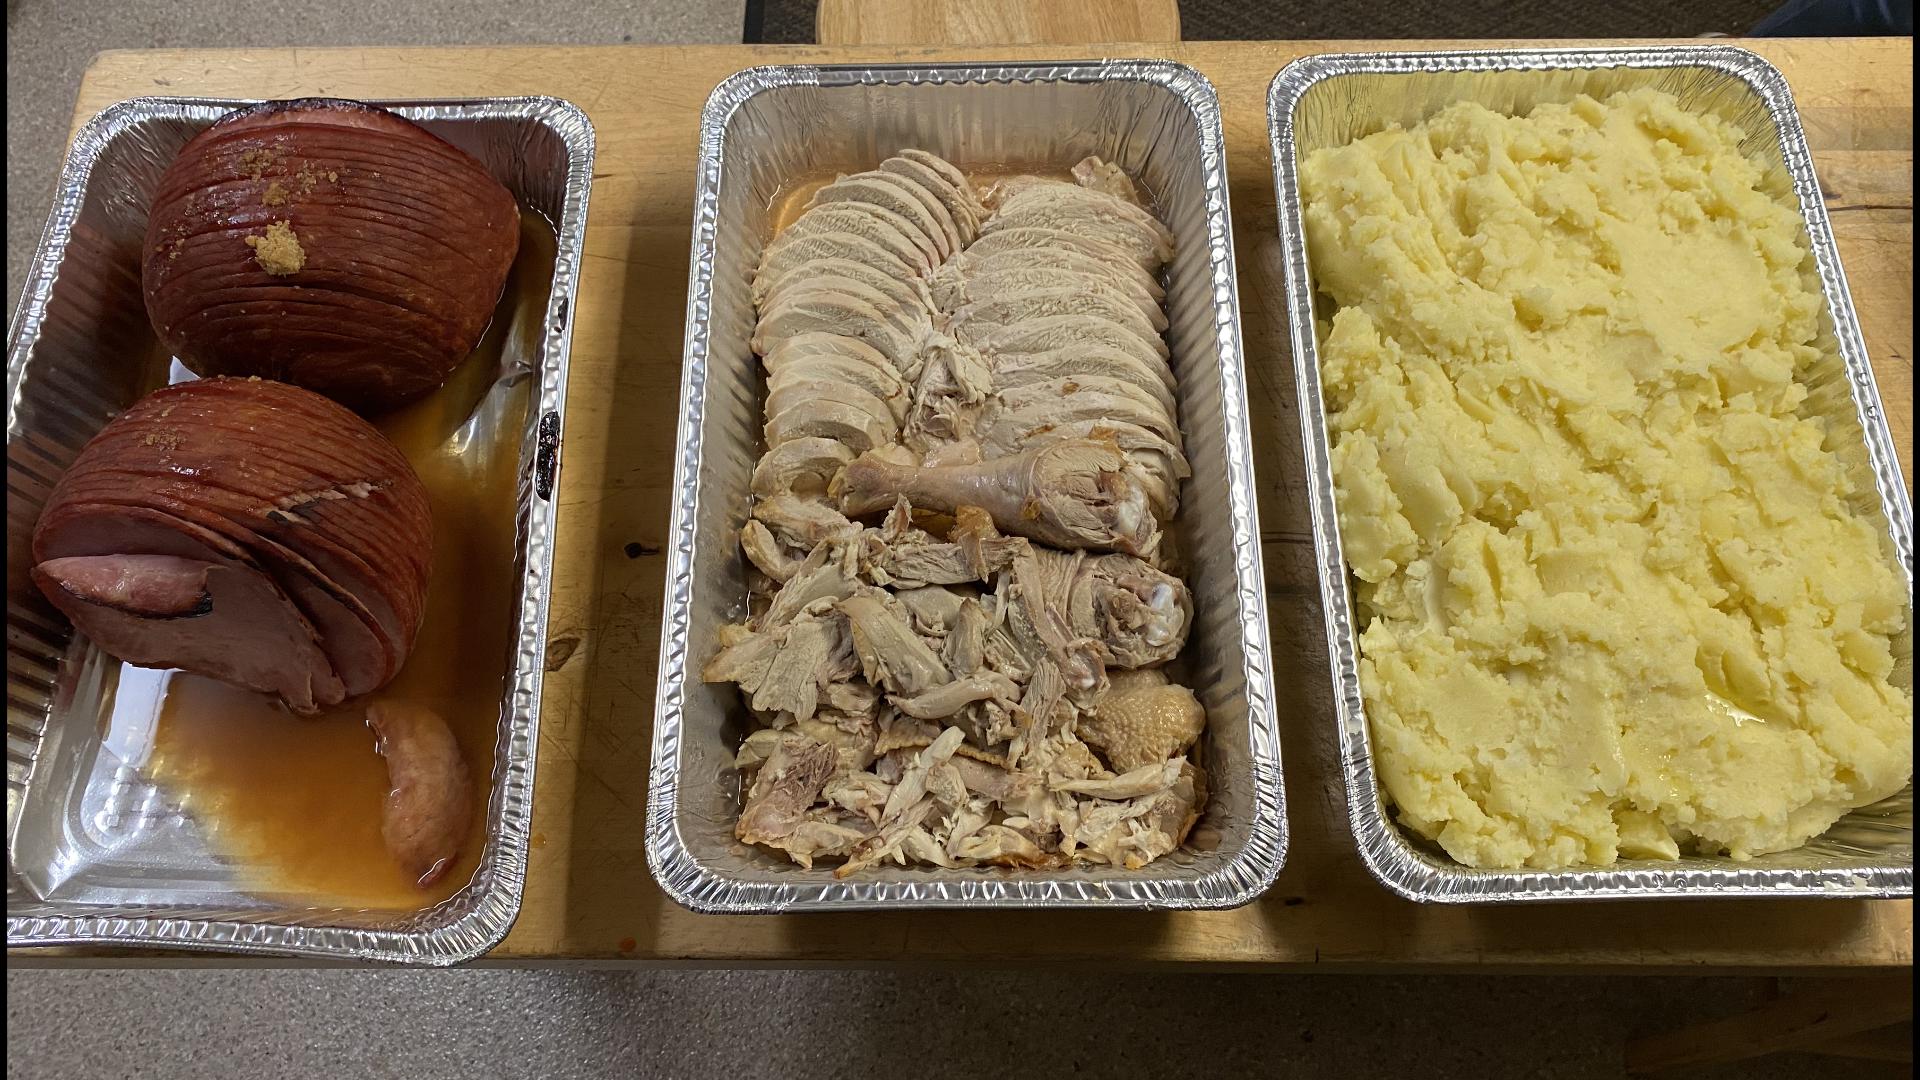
top-left (31, 377), bottom-right (432, 712)
top-left (33, 554), bottom-right (212, 619)
top-left (33, 547), bottom-right (342, 712)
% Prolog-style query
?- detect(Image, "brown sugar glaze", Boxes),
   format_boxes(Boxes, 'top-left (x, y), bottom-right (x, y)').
top-left (136, 209), bottom-right (555, 910)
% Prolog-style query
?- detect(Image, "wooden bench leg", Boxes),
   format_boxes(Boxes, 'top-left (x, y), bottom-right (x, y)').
top-left (1626, 975), bottom-right (1914, 1074)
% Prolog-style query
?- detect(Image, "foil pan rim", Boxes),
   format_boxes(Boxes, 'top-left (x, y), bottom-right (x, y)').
top-left (6, 95), bottom-right (597, 961)
top-left (1268, 44), bottom-right (1914, 903)
top-left (648, 58), bottom-right (1287, 913)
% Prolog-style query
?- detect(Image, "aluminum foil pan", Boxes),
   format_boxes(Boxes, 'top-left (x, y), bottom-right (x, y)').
top-left (1269, 46), bottom-right (1914, 902)
top-left (5, 96), bottom-right (594, 960)
top-left (649, 60), bottom-right (1285, 912)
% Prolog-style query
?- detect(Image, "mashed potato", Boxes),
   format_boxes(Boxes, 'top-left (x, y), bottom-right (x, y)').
top-left (1301, 89), bottom-right (1912, 869)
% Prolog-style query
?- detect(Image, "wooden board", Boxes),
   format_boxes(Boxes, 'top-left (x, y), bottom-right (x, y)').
top-left (818, 0), bottom-right (1181, 45)
top-left (50, 38), bottom-right (1914, 969)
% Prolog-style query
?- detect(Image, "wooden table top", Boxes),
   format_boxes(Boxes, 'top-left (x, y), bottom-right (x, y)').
top-left (56, 38), bottom-right (1913, 970)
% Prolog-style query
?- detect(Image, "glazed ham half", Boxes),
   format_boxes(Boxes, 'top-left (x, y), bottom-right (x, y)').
top-left (143, 98), bottom-right (520, 411)
top-left (31, 378), bottom-right (433, 712)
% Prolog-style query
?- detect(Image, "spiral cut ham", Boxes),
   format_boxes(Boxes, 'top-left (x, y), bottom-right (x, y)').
top-left (31, 377), bottom-right (433, 712)
top-left (143, 98), bottom-right (520, 411)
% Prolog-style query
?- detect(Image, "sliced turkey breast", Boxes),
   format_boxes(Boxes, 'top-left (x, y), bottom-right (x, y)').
top-left (762, 331), bottom-right (897, 379)
top-left (758, 256), bottom-right (934, 317)
top-left (806, 172), bottom-right (957, 258)
top-left (765, 397), bottom-right (895, 453)
top-left (991, 374), bottom-right (1177, 427)
top-left (975, 312), bottom-right (1170, 369)
top-left (753, 232), bottom-right (916, 301)
top-left (750, 290), bottom-right (928, 378)
top-left (765, 377), bottom-right (900, 441)
top-left (762, 204), bottom-right (934, 277)
top-left (977, 386), bottom-right (1180, 448)
top-left (757, 276), bottom-right (933, 347)
top-left (948, 286), bottom-right (1166, 348)
top-left (987, 346), bottom-right (1177, 407)
top-left (960, 225), bottom-right (1157, 275)
top-left (982, 182), bottom-right (1174, 269)
top-left (930, 263), bottom-right (1165, 327)
top-left (883, 149), bottom-right (986, 242)
top-left (767, 354), bottom-right (909, 423)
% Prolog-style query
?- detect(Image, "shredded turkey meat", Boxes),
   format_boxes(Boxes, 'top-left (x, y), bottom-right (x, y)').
top-left (708, 150), bottom-right (1207, 874)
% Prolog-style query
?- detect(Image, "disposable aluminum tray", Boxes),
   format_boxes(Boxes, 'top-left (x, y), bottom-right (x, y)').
top-left (649, 60), bottom-right (1286, 912)
top-left (1269, 46), bottom-right (1914, 902)
top-left (5, 96), bottom-right (594, 960)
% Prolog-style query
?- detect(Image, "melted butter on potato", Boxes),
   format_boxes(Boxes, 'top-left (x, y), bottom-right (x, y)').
top-left (1302, 88), bottom-right (1912, 870)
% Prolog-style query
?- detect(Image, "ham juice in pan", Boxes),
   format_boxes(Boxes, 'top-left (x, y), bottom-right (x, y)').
top-left (159, 214), bottom-right (548, 907)
top-left (74, 212), bottom-right (552, 910)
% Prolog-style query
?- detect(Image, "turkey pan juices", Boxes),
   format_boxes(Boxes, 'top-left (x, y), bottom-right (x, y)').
top-left (650, 61), bottom-right (1286, 911)
top-left (6, 97), bottom-right (592, 961)
top-left (1270, 47), bottom-right (1913, 903)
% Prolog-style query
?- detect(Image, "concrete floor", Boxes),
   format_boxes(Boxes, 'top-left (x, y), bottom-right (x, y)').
top-left (3, 969), bottom-right (1900, 1079)
top-left (1, 2), bottom-right (1903, 1078)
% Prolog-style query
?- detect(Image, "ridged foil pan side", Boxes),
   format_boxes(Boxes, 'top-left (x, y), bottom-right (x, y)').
top-left (649, 60), bottom-right (1285, 911)
top-left (5, 96), bottom-right (595, 960)
top-left (1269, 46), bottom-right (1913, 902)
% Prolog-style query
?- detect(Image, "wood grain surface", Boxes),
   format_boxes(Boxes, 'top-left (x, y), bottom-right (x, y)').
top-left (53, 38), bottom-right (1914, 969)
top-left (818, 0), bottom-right (1182, 45)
